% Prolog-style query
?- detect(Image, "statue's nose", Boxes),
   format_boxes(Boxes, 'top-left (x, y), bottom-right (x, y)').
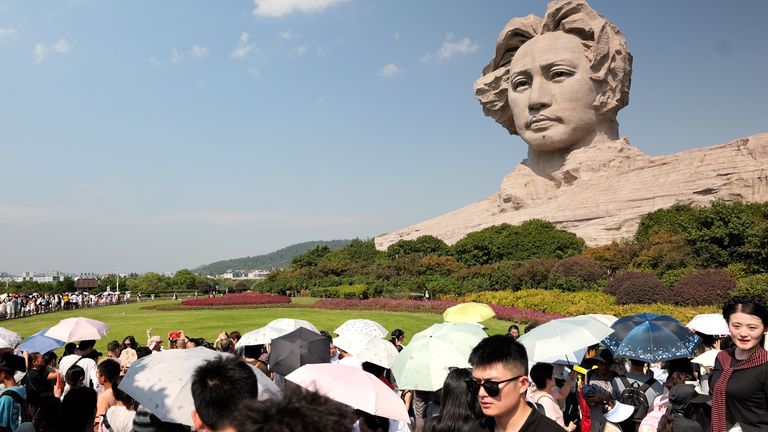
top-left (528, 79), bottom-right (552, 112)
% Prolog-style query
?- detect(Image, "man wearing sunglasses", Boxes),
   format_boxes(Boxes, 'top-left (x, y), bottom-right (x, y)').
top-left (469, 335), bottom-right (561, 432)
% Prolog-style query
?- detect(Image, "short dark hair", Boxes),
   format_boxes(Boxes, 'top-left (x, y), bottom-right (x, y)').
top-left (469, 335), bottom-right (528, 375)
top-left (97, 359), bottom-right (121, 384)
top-left (191, 356), bottom-right (259, 430)
top-left (529, 363), bottom-right (553, 389)
top-left (229, 331), bottom-right (241, 342)
top-left (65, 365), bottom-right (85, 386)
top-left (107, 340), bottom-right (121, 353)
top-left (507, 325), bottom-right (519, 333)
top-left (77, 340), bottom-right (96, 351)
top-left (135, 346), bottom-right (152, 359)
top-left (232, 387), bottom-right (355, 432)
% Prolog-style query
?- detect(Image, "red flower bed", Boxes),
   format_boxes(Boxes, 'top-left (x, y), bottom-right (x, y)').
top-left (313, 298), bottom-right (562, 324)
top-left (181, 293), bottom-right (290, 307)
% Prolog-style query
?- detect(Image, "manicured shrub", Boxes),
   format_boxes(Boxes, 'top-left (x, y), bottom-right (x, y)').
top-left (671, 269), bottom-right (736, 306)
top-left (510, 258), bottom-right (558, 290)
top-left (418, 255), bottom-right (462, 276)
top-left (732, 273), bottom-right (768, 301)
top-left (467, 288), bottom-right (717, 322)
top-left (582, 241), bottom-right (641, 275)
top-left (660, 267), bottom-right (697, 289)
top-left (545, 275), bottom-right (591, 292)
top-left (604, 271), bottom-right (669, 305)
top-left (467, 289), bottom-right (617, 316)
top-left (550, 256), bottom-right (608, 287)
top-left (309, 284), bottom-right (368, 299)
top-left (181, 293), bottom-right (290, 307)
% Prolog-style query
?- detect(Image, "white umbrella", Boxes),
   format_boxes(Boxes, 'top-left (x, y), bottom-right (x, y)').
top-left (691, 349), bottom-right (721, 367)
top-left (119, 347), bottom-right (281, 426)
top-left (0, 328), bottom-right (22, 349)
top-left (518, 315), bottom-right (614, 362)
top-left (333, 333), bottom-right (375, 357)
top-left (356, 338), bottom-right (400, 369)
top-left (286, 363), bottom-right (408, 422)
top-left (335, 319), bottom-right (388, 338)
top-left (392, 322), bottom-right (486, 391)
top-left (236, 318), bottom-right (318, 348)
top-left (686, 314), bottom-right (729, 336)
top-left (45, 317), bottom-right (108, 342)
top-left (587, 314), bottom-right (619, 327)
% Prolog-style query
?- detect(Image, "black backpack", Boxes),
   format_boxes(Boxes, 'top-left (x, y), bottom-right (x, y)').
top-left (618, 376), bottom-right (654, 426)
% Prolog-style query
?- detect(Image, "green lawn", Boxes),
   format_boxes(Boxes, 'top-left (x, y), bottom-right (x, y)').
top-left (1, 300), bottom-right (512, 353)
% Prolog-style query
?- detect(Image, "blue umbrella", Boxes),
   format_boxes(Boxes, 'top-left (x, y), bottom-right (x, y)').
top-left (17, 329), bottom-right (65, 354)
top-left (603, 313), bottom-right (701, 363)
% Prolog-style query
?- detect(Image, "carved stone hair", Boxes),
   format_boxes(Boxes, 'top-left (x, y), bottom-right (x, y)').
top-left (474, 0), bottom-right (632, 135)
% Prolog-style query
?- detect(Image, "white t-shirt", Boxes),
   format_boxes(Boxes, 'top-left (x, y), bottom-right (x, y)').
top-left (58, 354), bottom-right (98, 396)
top-left (103, 405), bottom-right (136, 432)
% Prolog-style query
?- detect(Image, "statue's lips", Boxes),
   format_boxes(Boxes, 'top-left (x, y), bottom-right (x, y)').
top-left (527, 115), bottom-right (560, 131)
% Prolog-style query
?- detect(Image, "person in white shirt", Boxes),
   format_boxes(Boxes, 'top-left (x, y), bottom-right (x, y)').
top-left (57, 340), bottom-right (99, 397)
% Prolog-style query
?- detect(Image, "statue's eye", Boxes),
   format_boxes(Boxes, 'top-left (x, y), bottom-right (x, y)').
top-left (550, 69), bottom-right (573, 80)
top-left (511, 78), bottom-right (530, 91)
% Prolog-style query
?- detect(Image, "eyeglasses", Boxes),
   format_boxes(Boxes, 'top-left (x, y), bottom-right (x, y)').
top-left (465, 375), bottom-right (523, 397)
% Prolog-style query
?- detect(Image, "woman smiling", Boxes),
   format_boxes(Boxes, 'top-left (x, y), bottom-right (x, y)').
top-left (710, 296), bottom-right (768, 432)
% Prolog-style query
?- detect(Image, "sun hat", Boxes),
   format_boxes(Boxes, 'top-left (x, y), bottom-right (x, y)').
top-left (605, 402), bottom-right (635, 424)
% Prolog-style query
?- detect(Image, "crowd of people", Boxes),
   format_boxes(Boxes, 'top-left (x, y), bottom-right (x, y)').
top-left (0, 292), bottom-right (132, 320)
top-left (0, 295), bottom-right (765, 432)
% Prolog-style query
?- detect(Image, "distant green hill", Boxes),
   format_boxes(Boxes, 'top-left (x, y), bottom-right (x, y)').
top-left (194, 240), bottom-right (352, 275)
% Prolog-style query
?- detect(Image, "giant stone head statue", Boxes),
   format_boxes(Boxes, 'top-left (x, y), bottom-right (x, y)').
top-left (475, 0), bottom-right (632, 153)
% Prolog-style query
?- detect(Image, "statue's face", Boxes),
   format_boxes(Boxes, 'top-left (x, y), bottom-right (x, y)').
top-left (507, 31), bottom-right (602, 152)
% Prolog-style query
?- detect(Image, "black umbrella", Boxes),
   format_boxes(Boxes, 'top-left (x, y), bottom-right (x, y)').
top-left (269, 327), bottom-right (330, 376)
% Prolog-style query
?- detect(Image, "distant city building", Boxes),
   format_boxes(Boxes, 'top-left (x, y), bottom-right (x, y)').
top-left (18, 271), bottom-right (65, 283)
top-left (75, 275), bottom-right (99, 290)
top-left (219, 270), bottom-right (270, 280)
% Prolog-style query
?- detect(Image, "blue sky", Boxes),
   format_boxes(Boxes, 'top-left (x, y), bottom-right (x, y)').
top-left (1, 0), bottom-right (766, 274)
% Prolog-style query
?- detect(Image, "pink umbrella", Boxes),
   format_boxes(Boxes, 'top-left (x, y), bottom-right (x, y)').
top-left (45, 317), bottom-right (109, 342)
top-left (286, 363), bottom-right (408, 422)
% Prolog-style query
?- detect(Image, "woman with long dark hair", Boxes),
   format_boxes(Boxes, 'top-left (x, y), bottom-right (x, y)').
top-left (656, 384), bottom-right (708, 432)
top-left (423, 368), bottom-right (484, 432)
top-left (710, 296), bottom-right (768, 432)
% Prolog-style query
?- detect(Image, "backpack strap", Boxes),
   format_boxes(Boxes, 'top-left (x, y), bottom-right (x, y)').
top-left (0, 389), bottom-right (25, 406)
top-left (638, 377), bottom-right (654, 393)
top-left (619, 375), bottom-right (631, 389)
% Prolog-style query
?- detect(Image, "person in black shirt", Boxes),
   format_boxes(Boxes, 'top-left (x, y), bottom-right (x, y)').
top-left (710, 296), bottom-right (768, 432)
top-left (657, 384), bottom-right (709, 432)
top-left (468, 335), bottom-right (561, 432)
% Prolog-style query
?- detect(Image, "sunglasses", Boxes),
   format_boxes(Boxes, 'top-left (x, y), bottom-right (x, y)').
top-left (465, 375), bottom-right (523, 397)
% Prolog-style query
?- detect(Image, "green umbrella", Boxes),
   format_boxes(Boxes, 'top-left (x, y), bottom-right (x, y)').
top-left (392, 322), bottom-right (486, 391)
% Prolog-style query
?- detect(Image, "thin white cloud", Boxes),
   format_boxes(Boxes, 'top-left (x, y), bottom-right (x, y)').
top-left (188, 45), bottom-right (208, 59)
top-left (379, 63), bottom-right (401, 79)
top-left (32, 38), bottom-right (74, 63)
top-left (316, 45), bottom-right (326, 56)
top-left (294, 45), bottom-right (308, 56)
top-left (247, 67), bottom-right (260, 79)
top-left (420, 34), bottom-right (479, 63)
top-left (170, 48), bottom-right (183, 63)
top-left (0, 28), bottom-right (18, 45)
top-left (52, 38), bottom-right (72, 54)
top-left (33, 43), bottom-right (48, 63)
top-left (230, 32), bottom-right (254, 59)
top-left (148, 56), bottom-right (159, 67)
top-left (253, 0), bottom-right (349, 17)
top-left (279, 30), bottom-right (294, 40)
top-left (394, 32), bottom-right (400, 41)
